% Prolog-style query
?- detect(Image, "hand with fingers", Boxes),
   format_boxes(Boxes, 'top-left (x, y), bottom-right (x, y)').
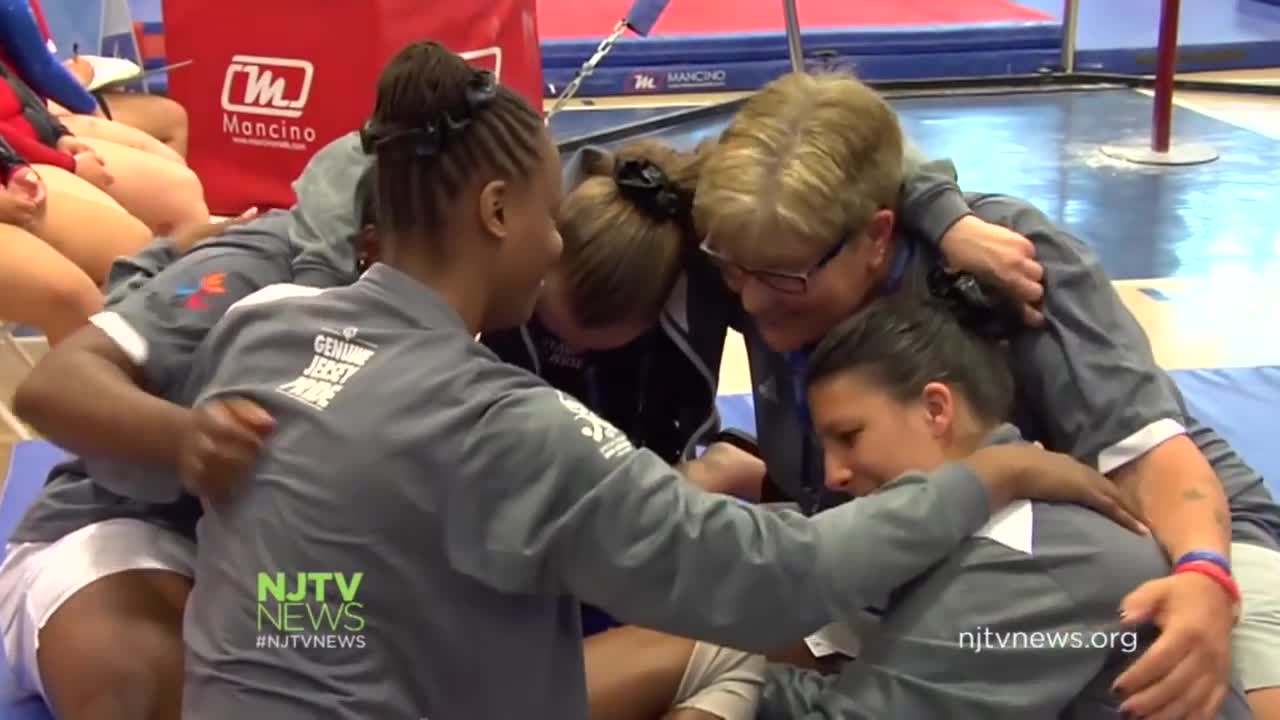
top-left (173, 207), bottom-right (260, 252)
top-left (683, 441), bottom-right (767, 500)
top-left (180, 397), bottom-right (275, 505)
top-left (1111, 571), bottom-right (1236, 719)
top-left (71, 150), bottom-right (113, 189)
top-left (0, 166), bottom-right (45, 228)
top-left (940, 215), bottom-right (1045, 326)
top-left (56, 135), bottom-right (97, 158)
top-left (969, 444), bottom-right (1149, 534)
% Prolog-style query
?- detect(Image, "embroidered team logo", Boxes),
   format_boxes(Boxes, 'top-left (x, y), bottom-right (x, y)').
top-left (175, 272), bottom-right (227, 310)
top-left (556, 391), bottom-right (633, 460)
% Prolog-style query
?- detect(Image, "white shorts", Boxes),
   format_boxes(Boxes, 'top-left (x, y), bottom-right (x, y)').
top-left (0, 518), bottom-right (195, 702)
top-left (1232, 541), bottom-right (1280, 692)
top-left (672, 641), bottom-right (766, 720)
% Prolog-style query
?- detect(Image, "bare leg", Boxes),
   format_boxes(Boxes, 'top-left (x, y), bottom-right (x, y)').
top-left (38, 569), bottom-right (191, 720)
top-left (75, 137), bottom-right (209, 235)
top-left (1247, 688), bottom-right (1280, 719)
top-left (662, 710), bottom-right (722, 720)
top-left (587, 626), bottom-right (699, 720)
top-left (0, 223), bottom-right (102, 344)
top-left (100, 92), bottom-right (190, 159)
top-left (33, 164), bottom-right (154, 284)
top-left (58, 113), bottom-right (186, 165)
top-left (587, 626), bottom-right (767, 720)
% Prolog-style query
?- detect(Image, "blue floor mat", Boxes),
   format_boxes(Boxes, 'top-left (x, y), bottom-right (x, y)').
top-left (716, 366), bottom-right (1280, 499)
top-left (542, 22), bottom-right (1062, 97)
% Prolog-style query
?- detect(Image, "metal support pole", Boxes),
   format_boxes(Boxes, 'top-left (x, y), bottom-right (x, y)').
top-left (1150, 0), bottom-right (1181, 152)
top-left (783, 0), bottom-right (804, 73)
top-left (1099, 0), bottom-right (1218, 166)
top-left (1060, 0), bottom-right (1079, 73)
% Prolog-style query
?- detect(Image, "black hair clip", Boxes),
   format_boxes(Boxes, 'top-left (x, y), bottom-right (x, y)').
top-left (926, 267), bottom-right (1023, 340)
top-left (357, 71), bottom-right (496, 160)
top-left (358, 120), bottom-right (377, 154)
top-left (464, 70), bottom-right (498, 112)
top-left (614, 159), bottom-right (691, 222)
top-left (359, 121), bottom-right (439, 157)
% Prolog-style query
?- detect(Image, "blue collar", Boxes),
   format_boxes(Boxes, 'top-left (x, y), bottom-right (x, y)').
top-left (877, 238), bottom-right (913, 297)
top-left (785, 347), bottom-right (814, 430)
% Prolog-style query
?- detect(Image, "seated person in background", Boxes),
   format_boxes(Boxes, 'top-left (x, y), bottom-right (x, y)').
top-left (0, 0), bottom-right (206, 233)
top-left (57, 54), bottom-right (188, 163)
top-left (60, 55), bottom-right (189, 161)
top-left (0, 133), bottom-right (99, 343)
top-left (0, 0), bottom-right (186, 161)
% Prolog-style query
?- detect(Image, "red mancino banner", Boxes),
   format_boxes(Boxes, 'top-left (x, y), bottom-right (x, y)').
top-left (163, 0), bottom-right (543, 214)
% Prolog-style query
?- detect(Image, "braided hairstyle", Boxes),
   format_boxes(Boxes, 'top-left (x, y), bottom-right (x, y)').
top-left (361, 42), bottom-right (545, 246)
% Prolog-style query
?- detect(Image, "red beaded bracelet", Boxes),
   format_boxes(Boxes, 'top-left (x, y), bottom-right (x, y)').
top-left (1175, 559), bottom-right (1243, 607)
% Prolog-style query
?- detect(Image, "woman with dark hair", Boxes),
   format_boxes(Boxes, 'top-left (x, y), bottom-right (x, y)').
top-left (761, 298), bottom-right (1253, 717)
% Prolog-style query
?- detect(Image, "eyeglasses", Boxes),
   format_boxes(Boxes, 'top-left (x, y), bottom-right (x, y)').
top-left (699, 234), bottom-right (848, 295)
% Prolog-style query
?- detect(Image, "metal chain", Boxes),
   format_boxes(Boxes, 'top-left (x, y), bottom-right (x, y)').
top-left (545, 19), bottom-right (630, 123)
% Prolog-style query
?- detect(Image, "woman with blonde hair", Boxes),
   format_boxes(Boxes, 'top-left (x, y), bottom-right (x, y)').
top-left (692, 69), bottom-right (1280, 720)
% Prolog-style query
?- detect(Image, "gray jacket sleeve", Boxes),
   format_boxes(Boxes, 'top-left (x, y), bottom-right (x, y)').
top-left (968, 194), bottom-right (1186, 470)
top-left (780, 539), bottom-right (1121, 719)
top-left (898, 140), bottom-right (973, 247)
top-left (447, 384), bottom-right (994, 652)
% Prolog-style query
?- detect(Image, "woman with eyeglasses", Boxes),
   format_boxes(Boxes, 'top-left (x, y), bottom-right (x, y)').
top-left (483, 137), bottom-right (1046, 475)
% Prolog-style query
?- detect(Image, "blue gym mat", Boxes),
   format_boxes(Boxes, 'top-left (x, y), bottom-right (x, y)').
top-left (716, 366), bottom-right (1280, 499)
top-left (541, 23), bottom-right (1063, 98)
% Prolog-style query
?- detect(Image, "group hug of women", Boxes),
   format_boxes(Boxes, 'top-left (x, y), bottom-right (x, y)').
top-left (0, 39), bottom-right (1277, 720)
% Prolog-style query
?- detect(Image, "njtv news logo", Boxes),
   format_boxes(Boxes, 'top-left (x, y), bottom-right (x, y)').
top-left (255, 571), bottom-right (367, 650)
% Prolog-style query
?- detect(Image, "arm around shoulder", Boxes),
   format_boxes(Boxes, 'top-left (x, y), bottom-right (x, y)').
top-left (898, 140), bottom-right (972, 246)
top-left (448, 384), bottom-right (997, 651)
